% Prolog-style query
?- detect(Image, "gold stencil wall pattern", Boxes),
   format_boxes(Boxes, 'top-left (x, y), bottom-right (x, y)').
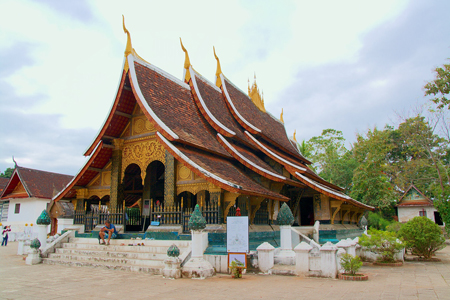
top-left (132, 116), bottom-right (155, 136)
top-left (121, 138), bottom-right (165, 183)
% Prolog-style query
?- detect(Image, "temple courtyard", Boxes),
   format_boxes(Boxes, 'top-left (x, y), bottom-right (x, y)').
top-left (0, 242), bottom-right (449, 300)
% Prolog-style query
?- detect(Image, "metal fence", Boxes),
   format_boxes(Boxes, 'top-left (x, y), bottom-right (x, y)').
top-left (74, 201), bottom-right (221, 233)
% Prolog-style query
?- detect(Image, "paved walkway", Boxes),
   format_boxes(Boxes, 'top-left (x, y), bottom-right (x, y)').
top-left (0, 242), bottom-right (449, 300)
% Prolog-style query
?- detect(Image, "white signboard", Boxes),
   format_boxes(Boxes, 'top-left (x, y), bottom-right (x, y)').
top-left (227, 216), bottom-right (249, 253)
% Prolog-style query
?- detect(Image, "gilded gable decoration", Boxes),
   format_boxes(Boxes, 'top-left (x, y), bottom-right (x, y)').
top-left (121, 138), bottom-right (166, 183)
top-left (101, 171), bottom-right (111, 186)
top-left (132, 116), bottom-right (155, 136)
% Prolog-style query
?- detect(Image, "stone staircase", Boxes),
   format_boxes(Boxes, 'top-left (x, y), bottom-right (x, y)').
top-left (43, 237), bottom-right (191, 274)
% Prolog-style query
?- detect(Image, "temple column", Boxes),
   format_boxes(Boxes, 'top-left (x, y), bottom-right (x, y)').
top-left (210, 189), bottom-right (222, 223)
top-left (110, 139), bottom-right (124, 210)
top-left (164, 150), bottom-right (176, 206)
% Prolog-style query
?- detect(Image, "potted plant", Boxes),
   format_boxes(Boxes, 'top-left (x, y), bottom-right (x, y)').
top-left (230, 260), bottom-right (245, 279)
top-left (338, 253), bottom-right (368, 281)
top-left (359, 229), bottom-right (404, 266)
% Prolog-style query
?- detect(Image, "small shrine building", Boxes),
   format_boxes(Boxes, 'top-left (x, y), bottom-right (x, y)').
top-left (397, 185), bottom-right (443, 225)
top-left (54, 19), bottom-right (374, 234)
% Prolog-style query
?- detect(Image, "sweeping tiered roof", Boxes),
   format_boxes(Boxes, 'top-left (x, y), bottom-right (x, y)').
top-left (54, 20), bottom-right (373, 211)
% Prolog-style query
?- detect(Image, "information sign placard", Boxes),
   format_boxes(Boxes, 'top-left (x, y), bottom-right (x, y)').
top-left (226, 216), bottom-right (249, 253)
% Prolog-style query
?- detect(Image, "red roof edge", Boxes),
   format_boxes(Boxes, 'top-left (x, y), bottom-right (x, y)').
top-left (54, 141), bottom-right (104, 201)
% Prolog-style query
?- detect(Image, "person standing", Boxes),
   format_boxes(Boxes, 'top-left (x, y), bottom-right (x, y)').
top-left (2, 226), bottom-right (11, 246)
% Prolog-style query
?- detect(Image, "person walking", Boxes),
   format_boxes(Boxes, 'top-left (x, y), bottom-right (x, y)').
top-left (2, 226), bottom-right (11, 246)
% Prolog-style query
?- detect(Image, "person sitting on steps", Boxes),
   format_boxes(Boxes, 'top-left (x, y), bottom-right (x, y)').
top-left (98, 220), bottom-right (117, 245)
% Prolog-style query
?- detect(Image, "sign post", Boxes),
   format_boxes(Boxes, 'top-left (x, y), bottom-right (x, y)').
top-left (227, 216), bottom-right (249, 268)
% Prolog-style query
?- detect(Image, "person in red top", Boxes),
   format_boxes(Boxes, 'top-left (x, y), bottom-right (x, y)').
top-left (2, 226), bottom-right (11, 246)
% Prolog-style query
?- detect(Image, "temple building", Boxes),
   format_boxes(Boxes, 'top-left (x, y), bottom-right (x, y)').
top-left (54, 19), bottom-right (373, 236)
top-left (0, 166), bottom-right (73, 235)
top-left (397, 185), bottom-right (443, 225)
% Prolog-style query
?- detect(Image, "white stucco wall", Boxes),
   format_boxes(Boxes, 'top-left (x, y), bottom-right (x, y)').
top-left (398, 206), bottom-right (437, 223)
top-left (5, 197), bottom-right (50, 234)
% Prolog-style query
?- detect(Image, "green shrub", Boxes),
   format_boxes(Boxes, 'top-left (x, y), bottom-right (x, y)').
top-left (359, 229), bottom-right (403, 263)
top-left (367, 212), bottom-right (392, 231)
top-left (398, 216), bottom-right (445, 259)
top-left (386, 222), bottom-right (403, 233)
top-left (340, 253), bottom-right (363, 275)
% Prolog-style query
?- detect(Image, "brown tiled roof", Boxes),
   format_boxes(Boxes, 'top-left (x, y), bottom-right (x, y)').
top-left (1, 166), bottom-right (73, 200)
top-left (133, 61), bottom-right (230, 158)
top-left (157, 133), bottom-right (289, 201)
top-left (0, 177), bottom-right (9, 192)
top-left (193, 74), bottom-right (248, 142)
top-left (397, 201), bottom-right (433, 207)
top-left (223, 78), bottom-right (307, 161)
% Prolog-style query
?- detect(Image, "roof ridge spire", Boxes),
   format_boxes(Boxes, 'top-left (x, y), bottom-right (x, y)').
top-left (122, 15), bottom-right (132, 57)
top-left (293, 130), bottom-right (297, 142)
top-left (213, 46), bottom-right (223, 88)
top-left (280, 108), bottom-right (284, 123)
top-left (180, 38), bottom-right (191, 83)
top-left (248, 72), bottom-right (266, 113)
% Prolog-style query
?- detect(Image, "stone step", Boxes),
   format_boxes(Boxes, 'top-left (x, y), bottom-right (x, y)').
top-left (47, 253), bottom-right (164, 267)
top-left (55, 248), bottom-right (168, 260)
top-left (42, 258), bottom-right (162, 274)
top-left (69, 238), bottom-right (191, 248)
top-left (62, 243), bottom-right (189, 254)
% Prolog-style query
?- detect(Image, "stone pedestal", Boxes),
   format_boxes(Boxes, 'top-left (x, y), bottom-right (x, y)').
top-left (162, 257), bottom-right (182, 279)
top-left (25, 249), bottom-right (42, 265)
top-left (346, 238), bottom-right (357, 256)
top-left (294, 242), bottom-right (312, 276)
top-left (257, 242), bottom-right (275, 273)
top-left (182, 230), bottom-right (215, 278)
top-left (320, 242), bottom-right (338, 278)
top-left (17, 237), bottom-right (30, 255)
top-left (36, 225), bottom-right (48, 250)
top-left (336, 248), bottom-right (347, 273)
top-left (336, 239), bottom-right (351, 254)
top-left (275, 225), bottom-right (295, 265)
top-left (313, 221), bottom-right (320, 243)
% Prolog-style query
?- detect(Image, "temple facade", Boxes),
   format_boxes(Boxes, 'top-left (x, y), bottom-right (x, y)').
top-left (54, 19), bottom-right (373, 234)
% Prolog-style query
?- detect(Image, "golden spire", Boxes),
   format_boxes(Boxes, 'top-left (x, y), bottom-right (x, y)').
top-left (248, 74), bottom-right (266, 113)
top-left (180, 38), bottom-right (191, 82)
top-left (248, 78), bottom-right (250, 94)
top-left (213, 46), bottom-right (222, 88)
top-left (293, 130), bottom-right (297, 142)
top-left (122, 15), bottom-right (132, 57)
top-left (280, 108), bottom-right (284, 123)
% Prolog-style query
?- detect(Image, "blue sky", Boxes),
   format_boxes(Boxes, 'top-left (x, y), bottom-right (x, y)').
top-left (0, 0), bottom-right (449, 176)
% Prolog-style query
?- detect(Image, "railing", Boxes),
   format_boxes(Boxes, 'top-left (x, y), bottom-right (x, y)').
top-left (74, 201), bottom-right (221, 233)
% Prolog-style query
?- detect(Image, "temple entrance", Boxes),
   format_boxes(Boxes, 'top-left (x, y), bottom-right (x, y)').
top-left (144, 161), bottom-right (165, 208)
top-left (300, 197), bottom-right (314, 226)
top-left (122, 164), bottom-right (143, 231)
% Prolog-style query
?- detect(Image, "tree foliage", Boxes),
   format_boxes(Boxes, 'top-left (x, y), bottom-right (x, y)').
top-left (424, 61), bottom-right (450, 109)
top-left (340, 253), bottom-right (363, 275)
top-left (0, 167), bottom-right (13, 178)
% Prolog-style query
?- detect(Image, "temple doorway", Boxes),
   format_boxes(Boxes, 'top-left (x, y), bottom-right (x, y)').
top-left (144, 161), bottom-right (165, 208)
top-left (122, 164), bottom-right (143, 231)
top-left (300, 197), bottom-right (314, 226)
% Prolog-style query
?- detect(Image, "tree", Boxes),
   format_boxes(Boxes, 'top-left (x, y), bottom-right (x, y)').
top-left (351, 127), bottom-right (395, 208)
top-left (424, 61), bottom-right (450, 109)
top-left (305, 129), bottom-right (356, 192)
top-left (0, 167), bottom-right (14, 178)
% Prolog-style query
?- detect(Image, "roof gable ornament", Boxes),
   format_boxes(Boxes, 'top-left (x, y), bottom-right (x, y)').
top-left (213, 46), bottom-right (222, 88)
top-left (293, 130), bottom-right (297, 142)
top-left (122, 15), bottom-right (150, 72)
top-left (180, 38), bottom-right (191, 83)
top-left (248, 74), bottom-right (266, 113)
top-left (280, 108), bottom-right (284, 123)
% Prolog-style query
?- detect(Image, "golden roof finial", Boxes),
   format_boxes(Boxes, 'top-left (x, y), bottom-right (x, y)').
top-left (280, 108), bottom-right (284, 123)
top-left (293, 130), bottom-right (297, 142)
top-left (122, 15), bottom-right (132, 57)
top-left (180, 38), bottom-right (191, 69)
top-left (180, 38), bottom-right (191, 82)
top-left (213, 46), bottom-right (223, 88)
top-left (248, 78), bottom-right (250, 93)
